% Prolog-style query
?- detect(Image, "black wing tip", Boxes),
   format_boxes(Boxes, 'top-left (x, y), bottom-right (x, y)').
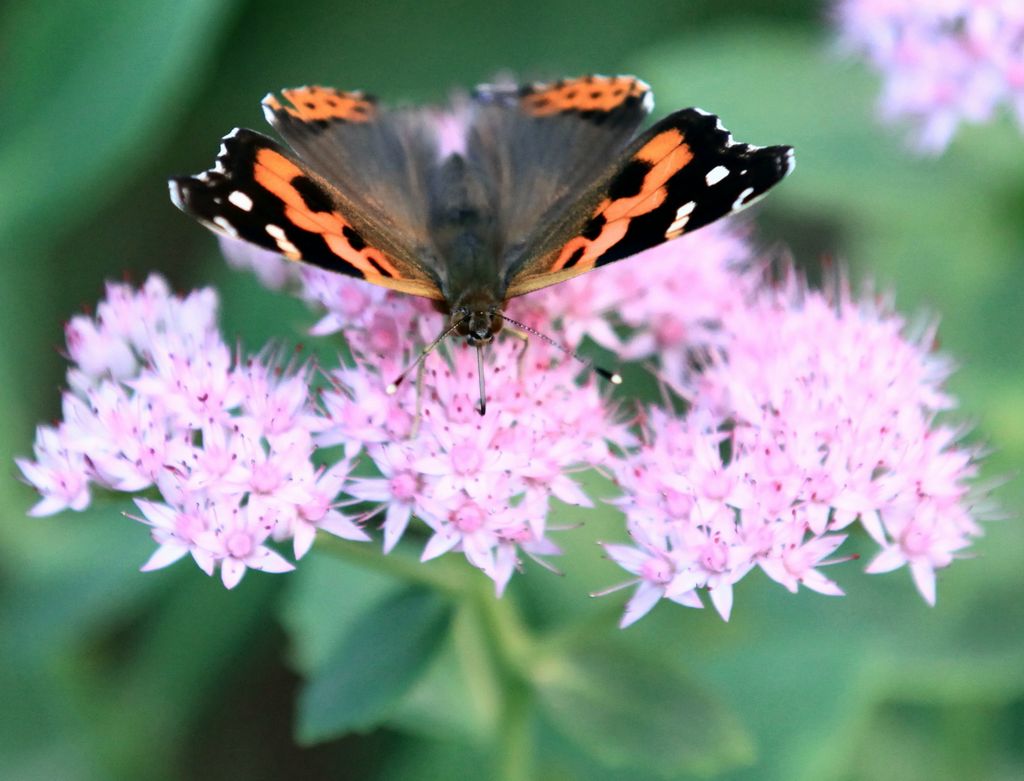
top-left (747, 144), bottom-right (796, 183)
top-left (666, 109), bottom-right (796, 181)
top-left (167, 127), bottom-right (276, 219)
top-left (778, 145), bottom-right (796, 176)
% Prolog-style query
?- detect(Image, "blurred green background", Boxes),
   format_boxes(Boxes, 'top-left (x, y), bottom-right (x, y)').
top-left (2, 1), bottom-right (1022, 779)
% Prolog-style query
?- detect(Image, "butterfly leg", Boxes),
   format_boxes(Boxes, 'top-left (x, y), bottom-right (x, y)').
top-left (502, 327), bottom-right (531, 379)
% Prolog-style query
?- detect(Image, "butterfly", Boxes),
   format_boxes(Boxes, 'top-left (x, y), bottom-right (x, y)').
top-left (169, 75), bottom-right (794, 407)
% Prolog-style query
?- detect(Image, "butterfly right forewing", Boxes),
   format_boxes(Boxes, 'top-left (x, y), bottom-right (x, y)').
top-left (503, 107), bottom-right (795, 298)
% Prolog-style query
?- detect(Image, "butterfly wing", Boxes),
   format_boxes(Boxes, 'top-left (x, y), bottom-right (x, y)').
top-left (503, 107), bottom-right (795, 298)
top-left (467, 75), bottom-right (654, 260)
top-left (169, 88), bottom-right (445, 300)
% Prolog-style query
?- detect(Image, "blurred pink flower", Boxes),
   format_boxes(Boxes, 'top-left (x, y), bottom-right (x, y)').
top-left (521, 225), bottom-right (753, 380)
top-left (836, 0), bottom-right (1024, 151)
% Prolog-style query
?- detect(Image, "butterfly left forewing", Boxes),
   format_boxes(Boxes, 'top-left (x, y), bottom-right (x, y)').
top-left (503, 108), bottom-right (794, 298)
top-left (169, 127), bottom-right (444, 300)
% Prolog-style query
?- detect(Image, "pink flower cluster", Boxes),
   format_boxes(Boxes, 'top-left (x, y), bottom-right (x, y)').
top-left (16, 275), bottom-right (367, 588)
top-left (312, 279), bottom-right (631, 595)
top-left (603, 274), bottom-right (982, 625)
top-left (836, 0), bottom-right (1024, 151)
top-left (18, 226), bottom-right (987, 623)
top-left (18, 269), bottom-right (627, 595)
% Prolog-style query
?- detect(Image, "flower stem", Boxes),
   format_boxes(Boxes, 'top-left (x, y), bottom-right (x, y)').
top-left (474, 584), bottom-right (536, 780)
top-left (497, 677), bottom-right (532, 781)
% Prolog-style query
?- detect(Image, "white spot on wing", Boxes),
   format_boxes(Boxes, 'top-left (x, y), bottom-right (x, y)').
top-left (665, 200), bottom-right (696, 238)
top-left (277, 238), bottom-right (300, 258)
top-left (213, 216), bottom-right (238, 237)
top-left (265, 224), bottom-right (299, 258)
top-left (229, 191), bottom-right (254, 212)
top-left (261, 102), bottom-right (277, 125)
top-left (732, 186), bottom-right (756, 210)
top-left (705, 165), bottom-right (730, 186)
top-left (168, 181), bottom-right (185, 210)
top-left (675, 201), bottom-right (696, 219)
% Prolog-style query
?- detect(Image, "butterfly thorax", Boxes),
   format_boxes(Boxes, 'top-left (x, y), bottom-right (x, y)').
top-left (430, 155), bottom-right (506, 344)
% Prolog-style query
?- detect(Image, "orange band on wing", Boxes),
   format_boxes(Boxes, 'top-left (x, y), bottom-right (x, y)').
top-left (635, 128), bottom-right (685, 163)
top-left (252, 148), bottom-right (403, 279)
top-left (549, 129), bottom-right (693, 273)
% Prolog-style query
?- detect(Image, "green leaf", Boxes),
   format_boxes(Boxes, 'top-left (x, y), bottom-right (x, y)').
top-left (279, 550), bottom-right (408, 676)
top-left (534, 637), bottom-right (753, 777)
top-left (66, 572), bottom-right (283, 777)
top-left (387, 601), bottom-right (504, 745)
top-left (296, 586), bottom-right (453, 744)
top-left (0, 502), bottom-right (163, 659)
top-left (0, 0), bottom-right (238, 247)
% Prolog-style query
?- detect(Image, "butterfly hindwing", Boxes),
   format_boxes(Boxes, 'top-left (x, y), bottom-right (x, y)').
top-left (503, 108), bottom-right (795, 298)
top-left (169, 127), bottom-right (444, 300)
top-left (468, 75), bottom-right (654, 258)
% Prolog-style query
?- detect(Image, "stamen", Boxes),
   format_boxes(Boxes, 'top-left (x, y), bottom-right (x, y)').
top-left (589, 577), bottom-right (642, 598)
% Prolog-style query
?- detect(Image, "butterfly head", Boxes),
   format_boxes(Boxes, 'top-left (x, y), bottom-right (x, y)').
top-left (452, 305), bottom-right (503, 346)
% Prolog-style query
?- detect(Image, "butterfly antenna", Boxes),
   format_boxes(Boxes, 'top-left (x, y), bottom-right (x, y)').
top-left (476, 344), bottom-right (487, 416)
top-left (499, 315), bottom-right (623, 385)
top-left (386, 316), bottom-right (467, 395)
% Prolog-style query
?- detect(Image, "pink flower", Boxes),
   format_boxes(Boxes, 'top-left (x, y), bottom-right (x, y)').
top-left (288, 461), bottom-right (370, 559)
top-left (347, 446), bottom-right (426, 553)
top-left (192, 500), bottom-right (295, 589)
top-left (836, 0), bottom-right (1024, 151)
top-left (16, 427), bottom-right (91, 517)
